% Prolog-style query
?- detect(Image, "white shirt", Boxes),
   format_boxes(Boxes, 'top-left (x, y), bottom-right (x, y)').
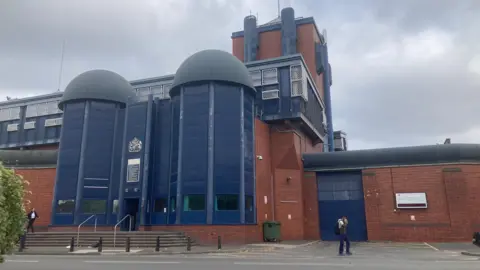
top-left (30, 212), bottom-right (36, 219)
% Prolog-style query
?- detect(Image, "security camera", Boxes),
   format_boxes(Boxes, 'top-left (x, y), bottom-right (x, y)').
top-left (256, 155), bottom-right (263, 160)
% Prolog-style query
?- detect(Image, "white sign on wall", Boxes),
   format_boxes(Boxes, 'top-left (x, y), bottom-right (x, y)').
top-left (395, 193), bottom-right (428, 209)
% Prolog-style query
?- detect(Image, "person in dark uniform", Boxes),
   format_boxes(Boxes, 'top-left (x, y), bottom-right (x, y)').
top-left (26, 208), bottom-right (39, 233)
top-left (338, 215), bottom-right (351, 255)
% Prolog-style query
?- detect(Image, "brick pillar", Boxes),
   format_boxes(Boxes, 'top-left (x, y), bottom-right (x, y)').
top-left (443, 168), bottom-right (471, 241)
top-left (362, 170), bottom-right (382, 241)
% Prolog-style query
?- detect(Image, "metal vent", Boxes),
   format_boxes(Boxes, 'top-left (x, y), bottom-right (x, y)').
top-left (262, 89), bottom-right (280, 100)
top-left (7, 123), bottom-right (18, 132)
top-left (262, 68), bottom-right (278, 85)
top-left (249, 70), bottom-right (262, 87)
top-left (24, 121), bottom-right (36, 130)
top-left (45, 117), bottom-right (63, 127)
top-left (290, 65), bottom-right (308, 101)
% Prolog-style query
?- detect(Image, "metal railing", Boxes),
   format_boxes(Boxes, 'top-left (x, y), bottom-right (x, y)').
top-left (113, 214), bottom-right (132, 248)
top-left (77, 214), bottom-right (97, 247)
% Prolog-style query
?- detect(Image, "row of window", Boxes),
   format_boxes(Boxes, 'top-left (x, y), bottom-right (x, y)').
top-left (134, 84), bottom-right (172, 101)
top-left (0, 101), bottom-right (62, 123)
top-left (256, 65), bottom-right (309, 102)
top-left (249, 68), bottom-right (278, 87)
top-left (25, 101), bottom-right (62, 118)
top-left (56, 195), bottom-right (254, 214)
top-left (5, 118), bottom-right (63, 132)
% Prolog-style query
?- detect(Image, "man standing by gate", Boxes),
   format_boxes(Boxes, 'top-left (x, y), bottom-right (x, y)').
top-left (338, 215), bottom-right (351, 255)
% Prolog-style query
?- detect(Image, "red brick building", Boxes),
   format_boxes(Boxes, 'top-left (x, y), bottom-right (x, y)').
top-left (2, 7), bottom-right (478, 244)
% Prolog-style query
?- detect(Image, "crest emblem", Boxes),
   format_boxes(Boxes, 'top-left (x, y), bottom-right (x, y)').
top-left (128, 137), bottom-right (142, 153)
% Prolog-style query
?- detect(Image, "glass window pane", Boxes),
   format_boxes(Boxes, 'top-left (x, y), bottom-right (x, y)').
top-left (183, 195), bottom-right (205, 211)
top-left (215, 195), bottom-right (239, 211)
top-left (57, 199), bottom-right (75, 213)
top-left (154, 198), bottom-right (167, 213)
top-left (81, 200), bottom-right (106, 214)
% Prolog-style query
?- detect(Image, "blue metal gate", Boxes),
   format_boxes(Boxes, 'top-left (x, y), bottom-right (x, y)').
top-left (317, 171), bottom-right (368, 241)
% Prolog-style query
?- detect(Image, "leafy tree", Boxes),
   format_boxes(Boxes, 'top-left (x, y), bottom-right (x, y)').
top-left (0, 164), bottom-right (27, 263)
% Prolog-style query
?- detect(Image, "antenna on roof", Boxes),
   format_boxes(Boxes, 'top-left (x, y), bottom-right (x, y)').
top-left (57, 39), bottom-right (66, 92)
top-left (322, 29), bottom-right (328, 45)
top-left (277, 0), bottom-right (281, 18)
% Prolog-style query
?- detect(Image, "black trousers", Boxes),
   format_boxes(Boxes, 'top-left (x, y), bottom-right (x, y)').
top-left (27, 219), bottom-right (35, 233)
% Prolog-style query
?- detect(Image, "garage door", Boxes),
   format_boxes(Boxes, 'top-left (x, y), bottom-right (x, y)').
top-left (317, 171), bottom-right (368, 241)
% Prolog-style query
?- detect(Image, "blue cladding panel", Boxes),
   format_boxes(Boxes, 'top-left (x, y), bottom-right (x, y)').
top-left (151, 99), bottom-right (171, 224)
top-left (243, 94), bottom-right (255, 224)
top-left (213, 84), bottom-right (241, 224)
top-left (0, 120), bottom-right (20, 146)
top-left (304, 83), bottom-right (325, 134)
top-left (124, 102), bottom-right (148, 198)
top-left (56, 102), bottom-right (85, 200)
top-left (83, 102), bottom-right (117, 200)
top-left (181, 84), bottom-right (209, 224)
top-left (317, 171), bottom-right (368, 241)
top-left (22, 115), bottom-right (62, 145)
top-left (168, 96), bottom-right (180, 224)
top-left (281, 7), bottom-right (297, 55)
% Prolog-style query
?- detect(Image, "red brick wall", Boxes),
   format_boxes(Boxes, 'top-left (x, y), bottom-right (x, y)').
top-left (232, 36), bottom-right (244, 62)
top-left (363, 165), bottom-right (480, 242)
top-left (297, 23), bottom-right (324, 99)
top-left (16, 168), bottom-right (56, 228)
top-left (255, 119), bottom-right (274, 223)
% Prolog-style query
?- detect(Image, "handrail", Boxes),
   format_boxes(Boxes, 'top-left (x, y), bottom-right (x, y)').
top-left (77, 214), bottom-right (97, 247)
top-left (113, 214), bottom-right (132, 248)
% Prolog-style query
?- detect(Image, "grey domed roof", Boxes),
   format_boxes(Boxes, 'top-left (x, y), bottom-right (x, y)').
top-left (170, 50), bottom-right (255, 96)
top-left (58, 70), bottom-right (135, 110)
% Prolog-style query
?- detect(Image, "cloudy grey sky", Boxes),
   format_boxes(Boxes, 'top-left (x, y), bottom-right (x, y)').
top-left (1, 0), bottom-right (479, 150)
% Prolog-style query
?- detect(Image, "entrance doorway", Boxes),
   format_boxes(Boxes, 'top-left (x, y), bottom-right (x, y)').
top-left (123, 198), bottom-right (139, 231)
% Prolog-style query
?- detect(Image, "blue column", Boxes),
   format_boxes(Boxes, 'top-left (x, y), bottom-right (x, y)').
top-left (251, 97), bottom-right (256, 224)
top-left (106, 105), bottom-right (119, 224)
top-left (175, 88), bottom-right (185, 224)
top-left (322, 45), bottom-right (334, 152)
top-left (74, 101), bottom-right (91, 225)
top-left (140, 95), bottom-right (153, 225)
top-left (50, 105), bottom-right (68, 225)
top-left (117, 102), bottom-right (130, 222)
top-left (206, 83), bottom-right (215, 224)
top-left (239, 88), bottom-right (245, 224)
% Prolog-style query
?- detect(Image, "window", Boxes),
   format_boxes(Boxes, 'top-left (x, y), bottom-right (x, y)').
top-left (0, 107), bottom-right (21, 121)
top-left (245, 195), bottom-right (254, 211)
top-left (249, 70), bottom-right (262, 87)
top-left (170, 197), bottom-right (176, 212)
top-left (7, 123), bottom-right (18, 132)
top-left (215, 195), bottom-right (239, 211)
top-left (154, 198), bottom-right (167, 213)
top-left (24, 121), bottom-right (35, 130)
top-left (82, 200), bottom-right (107, 214)
top-left (45, 117), bottom-right (63, 127)
top-left (262, 68), bottom-right (278, 85)
top-left (290, 65), bottom-right (308, 101)
top-left (162, 84), bottom-right (172, 99)
top-left (136, 87), bottom-right (151, 96)
top-left (57, 199), bottom-right (75, 213)
top-left (261, 89), bottom-right (280, 100)
top-left (183, 195), bottom-right (205, 211)
top-left (112, 199), bottom-right (119, 213)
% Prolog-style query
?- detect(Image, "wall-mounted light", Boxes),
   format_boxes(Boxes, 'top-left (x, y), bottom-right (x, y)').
top-left (256, 155), bottom-right (263, 160)
top-left (286, 176), bottom-right (292, 183)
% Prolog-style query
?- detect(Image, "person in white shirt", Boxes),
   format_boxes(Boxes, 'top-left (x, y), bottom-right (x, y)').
top-left (27, 208), bottom-right (39, 233)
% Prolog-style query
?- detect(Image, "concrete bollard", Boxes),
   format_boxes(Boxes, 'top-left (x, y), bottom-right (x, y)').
top-left (218, 235), bottom-right (222, 250)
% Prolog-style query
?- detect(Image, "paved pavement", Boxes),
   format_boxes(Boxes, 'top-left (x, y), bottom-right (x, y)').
top-left (3, 242), bottom-right (479, 270)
